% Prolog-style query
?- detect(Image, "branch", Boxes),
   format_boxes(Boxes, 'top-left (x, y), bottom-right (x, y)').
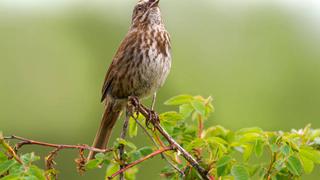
top-left (109, 146), bottom-right (173, 179)
top-left (133, 116), bottom-right (185, 177)
top-left (118, 112), bottom-right (130, 180)
top-left (4, 135), bottom-right (113, 153)
top-left (128, 97), bottom-right (210, 180)
top-left (0, 134), bottom-right (23, 164)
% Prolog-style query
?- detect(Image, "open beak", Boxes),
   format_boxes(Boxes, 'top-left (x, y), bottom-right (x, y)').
top-left (149, 0), bottom-right (159, 8)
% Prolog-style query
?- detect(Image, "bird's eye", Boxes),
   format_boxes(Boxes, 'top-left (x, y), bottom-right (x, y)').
top-left (137, 6), bottom-right (143, 11)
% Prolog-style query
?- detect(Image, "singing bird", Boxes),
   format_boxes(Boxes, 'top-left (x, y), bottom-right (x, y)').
top-left (88, 0), bottom-right (171, 159)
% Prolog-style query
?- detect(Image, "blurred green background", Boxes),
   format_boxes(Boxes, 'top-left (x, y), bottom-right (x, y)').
top-left (1, 0), bottom-right (320, 179)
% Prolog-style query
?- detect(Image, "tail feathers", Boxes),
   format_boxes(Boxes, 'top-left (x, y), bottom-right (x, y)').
top-left (87, 102), bottom-right (122, 160)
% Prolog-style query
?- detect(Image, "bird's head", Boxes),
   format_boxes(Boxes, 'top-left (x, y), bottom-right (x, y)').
top-left (131, 0), bottom-right (162, 27)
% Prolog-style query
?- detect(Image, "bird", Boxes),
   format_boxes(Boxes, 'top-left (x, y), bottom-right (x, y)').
top-left (88, 0), bottom-right (171, 160)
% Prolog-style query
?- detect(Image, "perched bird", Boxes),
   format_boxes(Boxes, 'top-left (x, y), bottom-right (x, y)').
top-left (88, 0), bottom-right (171, 159)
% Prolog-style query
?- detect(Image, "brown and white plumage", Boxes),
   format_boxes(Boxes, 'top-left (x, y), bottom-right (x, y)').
top-left (88, 0), bottom-right (171, 159)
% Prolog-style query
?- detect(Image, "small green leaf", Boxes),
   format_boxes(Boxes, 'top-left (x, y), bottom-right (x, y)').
top-left (231, 164), bottom-right (250, 180)
top-left (0, 174), bottom-right (20, 180)
top-left (186, 138), bottom-right (207, 151)
top-left (164, 95), bottom-right (194, 105)
top-left (138, 147), bottom-right (153, 156)
top-left (95, 153), bottom-right (105, 160)
top-left (238, 133), bottom-right (261, 143)
top-left (254, 139), bottom-right (264, 157)
top-left (27, 165), bottom-right (46, 180)
top-left (217, 155), bottom-right (233, 168)
top-left (280, 145), bottom-right (291, 156)
top-left (243, 144), bottom-right (253, 162)
top-left (300, 155), bottom-right (314, 174)
top-left (116, 138), bottom-right (137, 150)
top-left (86, 159), bottom-right (101, 170)
top-left (160, 112), bottom-right (184, 122)
top-left (129, 117), bottom-right (138, 138)
top-left (179, 104), bottom-right (194, 118)
top-left (300, 148), bottom-right (320, 164)
top-left (0, 151), bottom-right (7, 162)
top-left (270, 144), bottom-right (279, 153)
top-left (21, 153), bottom-right (40, 164)
top-left (286, 156), bottom-right (303, 176)
top-left (0, 159), bottom-right (16, 175)
top-left (191, 100), bottom-right (206, 116)
top-left (105, 163), bottom-right (119, 178)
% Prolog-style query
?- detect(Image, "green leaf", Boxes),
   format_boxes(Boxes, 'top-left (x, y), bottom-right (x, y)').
top-left (129, 151), bottom-right (141, 162)
top-left (0, 151), bottom-right (7, 162)
top-left (164, 95), bottom-right (194, 105)
top-left (286, 156), bottom-right (303, 176)
top-left (27, 165), bottom-right (46, 180)
top-left (238, 133), bottom-right (261, 143)
top-left (86, 159), bottom-right (101, 170)
top-left (105, 163), bottom-right (119, 178)
top-left (95, 153), bottom-right (105, 160)
top-left (138, 147), bottom-right (153, 156)
top-left (0, 159), bottom-right (16, 176)
top-left (217, 155), bottom-right (233, 168)
top-left (179, 104), bottom-right (194, 118)
top-left (125, 166), bottom-right (138, 180)
top-left (280, 144), bottom-right (291, 156)
top-left (243, 144), bottom-right (253, 162)
top-left (186, 138), bottom-right (207, 151)
top-left (129, 117), bottom-right (138, 138)
top-left (300, 155), bottom-right (314, 174)
top-left (0, 174), bottom-right (20, 180)
top-left (299, 148), bottom-right (320, 164)
top-left (254, 139), bottom-right (264, 157)
top-left (160, 112), bottom-right (183, 123)
top-left (231, 164), bottom-right (250, 180)
top-left (116, 138), bottom-right (137, 150)
top-left (21, 153), bottom-right (40, 164)
top-left (191, 100), bottom-right (206, 116)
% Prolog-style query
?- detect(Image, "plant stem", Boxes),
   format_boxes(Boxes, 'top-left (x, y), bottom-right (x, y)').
top-left (119, 112), bottom-right (130, 180)
top-left (109, 146), bottom-right (173, 179)
top-left (4, 135), bottom-right (112, 153)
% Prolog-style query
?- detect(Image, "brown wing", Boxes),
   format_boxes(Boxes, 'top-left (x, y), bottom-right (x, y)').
top-left (101, 31), bottom-right (138, 102)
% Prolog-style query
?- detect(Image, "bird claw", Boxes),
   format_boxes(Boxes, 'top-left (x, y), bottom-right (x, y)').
top-left (128, 96), bottom-right (159, 130)
top-left (145, 109), bottom-right (159, 130)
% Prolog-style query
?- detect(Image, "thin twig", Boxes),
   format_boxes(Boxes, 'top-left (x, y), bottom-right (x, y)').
top-left (5, 135), bottom-right (113, 153)
top-left (0, 137), bottom-right (23, 164)
top-left (129, 97), bottom-right (210, 180)
top-left (109, 146), bottom-right (173, 179)
top-left (119, 111), bottom-right (130, 180)
top-left (133, 117), bottom-right (185, 177)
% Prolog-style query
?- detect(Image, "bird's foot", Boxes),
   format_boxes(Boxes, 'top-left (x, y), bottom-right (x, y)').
top-left (145, 109), bottom-right (159, 129)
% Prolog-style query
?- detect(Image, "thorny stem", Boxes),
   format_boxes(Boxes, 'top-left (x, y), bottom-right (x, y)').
top-left (119, 111), bottom-right (130, 180)
top-left (109, 146), bottom-right (173, 179)
top-left (4, 135), bottom-right (113, 153)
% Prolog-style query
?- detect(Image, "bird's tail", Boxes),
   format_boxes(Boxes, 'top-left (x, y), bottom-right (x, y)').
top-left (87, 101), bottom-right (122, 160)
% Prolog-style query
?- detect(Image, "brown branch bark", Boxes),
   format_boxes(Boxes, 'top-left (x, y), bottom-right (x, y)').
top-left (4, 135), bottom-right (113, 153)
top-left (119, 112), bottom-right (130, 180)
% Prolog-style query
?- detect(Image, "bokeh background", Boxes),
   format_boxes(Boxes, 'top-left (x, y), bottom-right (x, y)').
top-left (1, 0), bottom-right (320, 179)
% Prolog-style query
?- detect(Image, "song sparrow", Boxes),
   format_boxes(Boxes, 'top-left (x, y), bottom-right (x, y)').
top-left (88, 0), bottom-right (171, 159)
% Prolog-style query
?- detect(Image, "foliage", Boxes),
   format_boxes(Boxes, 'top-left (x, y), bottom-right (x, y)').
top-left (1, 95), bottom-right (320, 179)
